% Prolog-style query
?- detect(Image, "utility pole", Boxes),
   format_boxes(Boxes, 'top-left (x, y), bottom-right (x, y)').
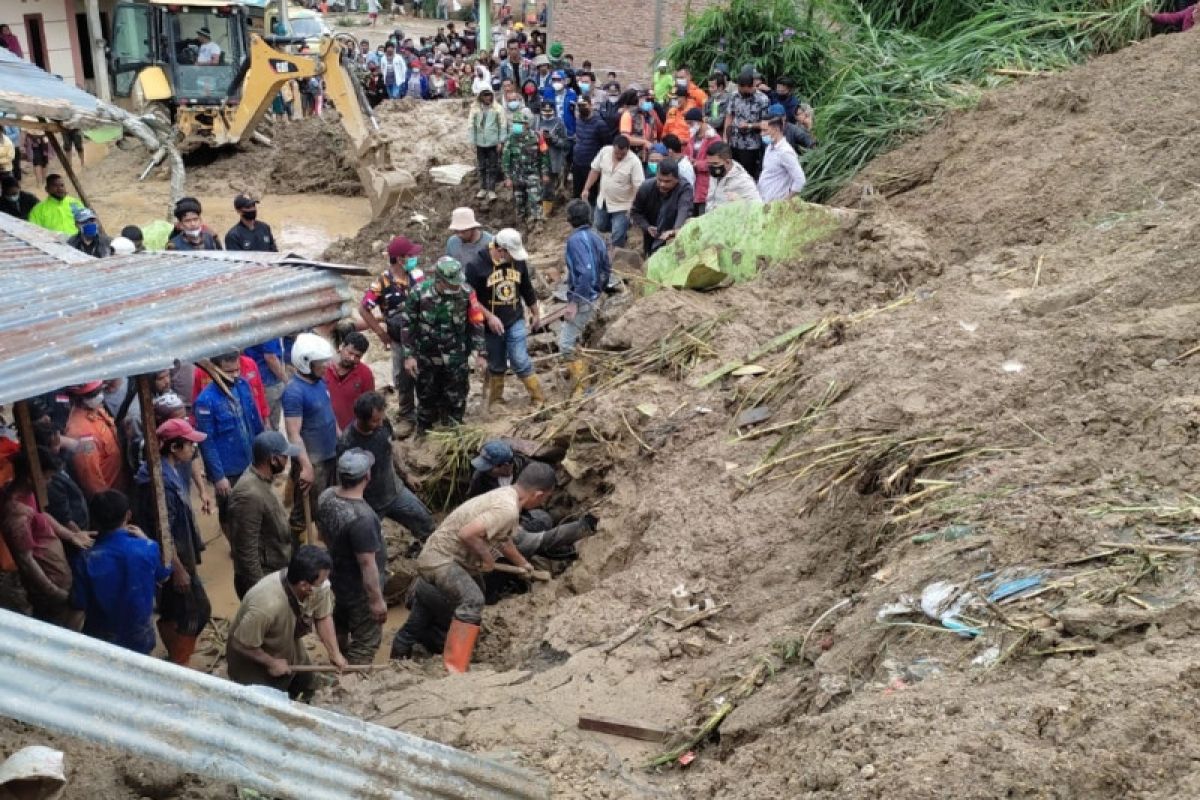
top-left (85, 0), bottom-right (111, 101)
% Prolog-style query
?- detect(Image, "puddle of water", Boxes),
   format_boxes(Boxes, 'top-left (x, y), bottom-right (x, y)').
top-left (77, 146), bottom-right (370, 261)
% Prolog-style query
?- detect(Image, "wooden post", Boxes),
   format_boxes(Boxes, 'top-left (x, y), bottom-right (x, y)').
top-left (137, 375), bottom-right (175, 567)
top-left (12, 401), bottom-right (48, 511)
top-left (46, 130), bottom-right (95, 213)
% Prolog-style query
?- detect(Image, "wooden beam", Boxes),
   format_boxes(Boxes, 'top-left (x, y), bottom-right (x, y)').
top-left (577, 714), bottom-right (671, 744)
top-left (12, 401), bottom-right (48, 511)
top-left (137, 375), bottom-right (174, 568)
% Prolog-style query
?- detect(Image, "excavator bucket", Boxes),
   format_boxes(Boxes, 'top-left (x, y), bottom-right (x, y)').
top-left (318, 40), bottom-right (415, 217)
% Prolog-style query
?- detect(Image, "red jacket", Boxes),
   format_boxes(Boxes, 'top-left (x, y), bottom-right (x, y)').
top-left (192, 356), bottom-right (269, 424)
top-left (688, 132), bottom-right (723, 203)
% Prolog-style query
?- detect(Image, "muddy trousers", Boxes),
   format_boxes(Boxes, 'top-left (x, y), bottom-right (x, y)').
top-left (333, 592), bottom-right (383, 665)
top-left (512, 177), bottom-right (543, 222)
top-left (414, 360), bottom-right (469, 432)
top-left (378, 488), bottom-right (435, 541)
top-left (420, 562), bottom-right (485, 624)
top-left (391, 577), bottom-right (454, 656)
top-left (289, 458), bottom-right (335, 542)
top-left (477, 145), bottom-right (502, 191)
top-left (511, 519), bottom-right (594, 560)
top-left (390, 347), bottom-right (417, 424)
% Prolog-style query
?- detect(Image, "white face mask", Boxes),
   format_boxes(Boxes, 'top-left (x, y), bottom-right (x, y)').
top-left (552, 82), bottom-right (564, 91)
top-left (82, 394), bottom-right (105, 410)
top-left (688, 123), bottom-right (700, 137)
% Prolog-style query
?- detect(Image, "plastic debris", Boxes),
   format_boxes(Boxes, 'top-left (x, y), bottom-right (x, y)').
top-left (987, 576), bottom-right (1043, 603)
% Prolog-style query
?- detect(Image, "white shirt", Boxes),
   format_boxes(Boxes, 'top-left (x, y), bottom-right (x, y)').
top-left (590, 146), bottom-right (645, 213)
top-left (472, 65), bottom-right (492, 95)
top-left (198, 41), bottom-right (222, 65)
top-left (675, 155), bottom-right (695, 187)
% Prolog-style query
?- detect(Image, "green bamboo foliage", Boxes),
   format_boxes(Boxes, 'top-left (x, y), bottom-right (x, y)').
top-left (661, 0), bottom-right (1150, 200)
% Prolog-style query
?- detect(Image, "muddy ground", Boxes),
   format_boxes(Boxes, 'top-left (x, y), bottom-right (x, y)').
top-left (12, 24), bottom-right (1200, 800)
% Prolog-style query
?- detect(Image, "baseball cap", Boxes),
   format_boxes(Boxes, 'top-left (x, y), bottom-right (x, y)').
top-left (72, 206), bottom-right (97, 223)
top-left (111, 236), bottom-right (136, 255)
top-left (549, 41), bottom-right (564, 58)
top-left (387, 236), bottom-right (422, 260)
top-left (448, 207), bottom-right (480, 231)
top-left (684, 108), bottom-right (703, 122)
top-left (472, 440), bottom-right (514, 472)
top-left (337, 447), bottom-right (375, 480)
top-left (233, 194), bottom-right (257, 210)
top-left (650, 143), bottom-right (669, 156)
top-left (68, 381), bottom-right (103, 396)
top-left (253, 430), bottom-right (302, 461)
top-left (657, 59), bottom-right (669, 69)
top-left (494, 228), bottom-right (529, 261)
top-left (156, 418), bottom-right (207, 443)
top-left (434, 256), bottom-right (465, 285)
top-left (152, 392), bottom-right (185, 418)
top-left (551, 70), bottom-right (565, 81)
top-left (767, 102), bottom-right (787, 119)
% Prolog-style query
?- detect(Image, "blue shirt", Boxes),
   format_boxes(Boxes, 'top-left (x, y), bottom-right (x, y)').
top-left (564, 225), bottom-right (611, 304)
top-left (282, 375), bottom-right (338, 462)
top-left (70, 528), bottom-right (170, 654)
top-left (194, 377), bottom-right (263, 481)
top-left (244, 339), bottom-right (285, 388)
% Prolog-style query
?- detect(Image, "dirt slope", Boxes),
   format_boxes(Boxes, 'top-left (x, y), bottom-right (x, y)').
top-left (327, 27), bottom-right (1200, 799)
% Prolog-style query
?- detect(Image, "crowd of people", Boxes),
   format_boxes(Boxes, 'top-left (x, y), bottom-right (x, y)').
top-left (0, 14), bottom-right (815, 686)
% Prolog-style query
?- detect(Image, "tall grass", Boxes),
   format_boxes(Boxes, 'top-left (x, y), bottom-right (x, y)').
top-left (663, 0), bottom-right (1150, 200)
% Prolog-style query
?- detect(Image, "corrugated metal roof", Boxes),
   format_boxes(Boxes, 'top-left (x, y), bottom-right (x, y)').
top-left (0, 214), bottom-right (359, 406)
top-left (0, 49), bottom-right (106, 127)
top-left (0, 609), bottom-right (550, 799)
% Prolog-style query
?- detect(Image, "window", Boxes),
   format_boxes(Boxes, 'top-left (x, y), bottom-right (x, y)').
top-left (110, 3), bottom-right (153, 96)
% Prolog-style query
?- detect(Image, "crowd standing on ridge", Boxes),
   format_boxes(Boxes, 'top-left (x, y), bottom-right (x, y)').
top-left (0, 9), bottom-right (819, 682)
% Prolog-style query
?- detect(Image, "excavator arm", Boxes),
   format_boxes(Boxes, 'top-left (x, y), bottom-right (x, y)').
top-left (216, 34), bottom-right (412, 216)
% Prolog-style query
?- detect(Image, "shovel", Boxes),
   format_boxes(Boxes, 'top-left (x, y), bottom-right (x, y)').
top-left (491, 563), bottom-right (552, 582)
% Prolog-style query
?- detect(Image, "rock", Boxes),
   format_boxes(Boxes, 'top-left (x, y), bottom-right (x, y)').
top-left (680, 635), bottom-right (705, 657)
top-left (860, 764), bottom-right (877, 780)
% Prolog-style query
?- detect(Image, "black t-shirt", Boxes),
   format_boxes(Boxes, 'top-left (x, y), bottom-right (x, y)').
top-left (465, 250), bottom-right (537, 329)
top-left (336, 421), bottom-right (399, 513)
top-left (316, 488), bottom-right (385, 601)
top-left (224, 220), bottom-right (278, 252)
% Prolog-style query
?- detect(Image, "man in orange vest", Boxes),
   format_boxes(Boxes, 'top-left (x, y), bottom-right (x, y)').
top-left (64, 382), bottom-right (128, 499)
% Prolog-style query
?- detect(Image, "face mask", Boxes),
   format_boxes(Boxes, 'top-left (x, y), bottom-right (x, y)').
top-left (507, 100), bottom-right (520, 110)
top-left (579, 82), bottom-right (590, 93)
top-left (82, 394), bottom-right (105, 410)
top-left (552, 82), bottom-right (564, 91)
top-left (709, 164), bottom-right (727, 179)
top-left (688, 123), bottom-right (700, 137)
top-left (404, 256), bottom-right (419, 271)
top-left (81, 222), bottom-right (99, 238)
top-left (184, 228), bottom-right (202, 240)
top-left (676, 79), bottom-right (688, 89)
top-left (512, 122), bottom-right (525, 135)
top-left (640, 101), bottom-right (653, 112)
top-left (240, 210), bottom-right (257, 222)
top-left (647, 162), bottom-right (659, 176)
top-left (3, 193), bottom-right (17, 202)
top-left (762, 134), bottom-right (774, 145)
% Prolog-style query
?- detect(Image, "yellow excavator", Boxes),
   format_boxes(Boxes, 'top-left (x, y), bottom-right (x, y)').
top-left (107, 0), bottom-right (406, 215)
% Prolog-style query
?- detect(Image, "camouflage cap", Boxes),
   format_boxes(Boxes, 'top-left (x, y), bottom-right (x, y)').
top-left (435, 256), bottom-right (465, 286)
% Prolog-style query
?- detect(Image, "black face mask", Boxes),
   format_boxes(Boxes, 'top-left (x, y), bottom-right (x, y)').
top-left (241, 210), bottom-right (258, 222)
top-left (709, 164), bottom-right (727, 179)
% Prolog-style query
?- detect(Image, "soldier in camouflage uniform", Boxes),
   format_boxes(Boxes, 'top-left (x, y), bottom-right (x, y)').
top-left (502, 115), bottom-right (551, 224)
top-left (400, 257), bottom-right (486, 434)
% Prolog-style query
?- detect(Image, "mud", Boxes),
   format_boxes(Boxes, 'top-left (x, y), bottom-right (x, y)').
top-left (31, 24), bottom-right (1200, 800)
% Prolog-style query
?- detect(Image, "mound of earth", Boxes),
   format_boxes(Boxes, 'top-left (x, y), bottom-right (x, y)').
top-left (319, 28), bottom-right (1200, 799)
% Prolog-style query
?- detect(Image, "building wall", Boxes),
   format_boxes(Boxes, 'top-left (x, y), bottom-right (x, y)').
top-left (548, 0), bottom-right (720, 84)
top-left (1, 0), bottom-right (89, 86)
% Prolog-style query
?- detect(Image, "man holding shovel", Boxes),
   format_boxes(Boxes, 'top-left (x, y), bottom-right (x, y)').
top-left (415, 462), bottom-right (556, 672)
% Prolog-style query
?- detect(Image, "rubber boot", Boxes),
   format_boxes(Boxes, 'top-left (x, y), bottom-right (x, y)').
top-left (443, 619), bottom-right (481, 673)
top-left (521, 374), bottom-right (545, 407)
top-left (567, 359), bottom-right (587, 399)
top-left (487, 374), bottom-right (506, 410)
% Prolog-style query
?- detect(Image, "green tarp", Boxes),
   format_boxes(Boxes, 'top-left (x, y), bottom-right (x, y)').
top-left (644, 198), bottom-right (837, 291)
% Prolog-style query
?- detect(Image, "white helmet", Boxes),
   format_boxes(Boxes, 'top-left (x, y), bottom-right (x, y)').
top-left (291, 332), bottom-right (334, 375)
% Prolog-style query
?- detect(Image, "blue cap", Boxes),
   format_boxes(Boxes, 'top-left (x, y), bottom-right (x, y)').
top-left (472, 440), bottom-right (514, 472)
top-left (551, 70), bottom-right (566, 80)
top-left (767, 102), bottom-right (787, 119)
top-left (73, 206), bottom-right (97, 223)
top-left (650, 143), bottom-right (669, 156)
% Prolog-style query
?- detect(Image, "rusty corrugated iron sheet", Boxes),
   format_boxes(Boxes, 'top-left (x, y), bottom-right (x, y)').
top-left (0, 215), bottom-right (357, 406)
top-left (0, 609), bottom-right (550, 799)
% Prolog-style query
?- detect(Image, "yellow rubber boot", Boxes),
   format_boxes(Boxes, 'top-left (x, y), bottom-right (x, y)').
top-left (567, 359), bottom-right (587, 399)
top-left (522, 374), bottom-right (546, 406)
top-left (443, 619), bottom-right (481, 673)
top-left (486, 374), bottom-right (506, 409)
